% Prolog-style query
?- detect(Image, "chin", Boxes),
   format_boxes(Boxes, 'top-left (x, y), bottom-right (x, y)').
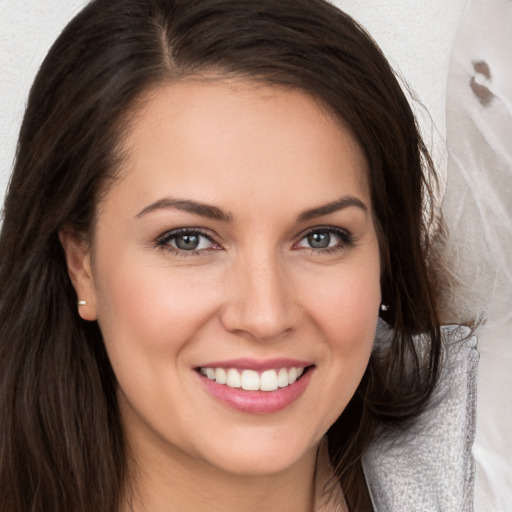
top-left (191, 425), bottom-right (321, 477)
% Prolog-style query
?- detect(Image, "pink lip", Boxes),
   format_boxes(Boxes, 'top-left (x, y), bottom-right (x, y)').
top-left (197, 366), bottom-right (314, 415)
top-left (197, 358), bottom-right (312, 371)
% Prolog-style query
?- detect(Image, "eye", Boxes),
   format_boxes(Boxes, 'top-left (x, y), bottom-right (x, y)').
top-left (295, 227), bottom-right (353, 252)
top-left (157, 228), bottom-right (220, 253)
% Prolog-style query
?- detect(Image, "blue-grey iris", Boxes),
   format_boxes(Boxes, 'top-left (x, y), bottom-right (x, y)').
top-left (175, 234), bottom-right (200, 250)
top-left (308, 231), bottom-right (330, 249)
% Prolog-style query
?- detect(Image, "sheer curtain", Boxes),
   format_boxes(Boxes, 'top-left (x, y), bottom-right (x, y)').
top-left (443, 2), bottom-right (512, 509)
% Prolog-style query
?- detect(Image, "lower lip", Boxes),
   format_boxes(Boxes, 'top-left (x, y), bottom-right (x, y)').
top-left (197, 368), bottom-right (313, 414)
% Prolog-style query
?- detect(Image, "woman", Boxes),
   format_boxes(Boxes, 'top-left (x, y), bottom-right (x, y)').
top-left (0, 0), bottom-right (443, 510)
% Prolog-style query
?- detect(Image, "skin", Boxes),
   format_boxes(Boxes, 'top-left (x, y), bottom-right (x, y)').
top-left (61, 79), bottom-right (381, 512)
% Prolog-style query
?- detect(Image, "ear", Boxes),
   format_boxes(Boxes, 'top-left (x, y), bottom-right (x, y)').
top-left (59, 228), bottom-right (98, 321)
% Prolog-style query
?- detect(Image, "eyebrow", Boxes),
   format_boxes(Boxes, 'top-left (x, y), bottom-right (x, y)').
top-left (135, 198), bottom-right (233, 222)
top-left (135, 195), bottom-right (367, 223)
top-left (297, 196), bottom-right (368, 222)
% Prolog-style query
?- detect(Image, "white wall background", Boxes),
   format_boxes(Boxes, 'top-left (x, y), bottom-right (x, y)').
top-left (0, 0), bottom-right (88, 198)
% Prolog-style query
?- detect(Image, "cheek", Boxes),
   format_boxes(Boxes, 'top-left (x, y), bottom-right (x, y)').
top-left (307, 258), bottom-right (381, 337)
top-left (93, 254), bottom-right (224, 361)
top-left (91, 258), bottom-right (227, 431)
top-left (302, 255), bottom-right (380, 397)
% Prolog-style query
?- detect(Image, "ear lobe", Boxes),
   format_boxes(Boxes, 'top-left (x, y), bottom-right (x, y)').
top-left (59, 228), bottom-right (98, 321)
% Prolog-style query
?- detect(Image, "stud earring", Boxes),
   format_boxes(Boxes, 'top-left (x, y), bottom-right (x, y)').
top-left (78, 300), bottom-right (87, 307)
top-left (380, 304), bottom-right (389, 312)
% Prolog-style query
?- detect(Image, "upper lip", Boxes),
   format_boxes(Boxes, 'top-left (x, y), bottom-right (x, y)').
top-left (196, 358), bottom-right (313, 372)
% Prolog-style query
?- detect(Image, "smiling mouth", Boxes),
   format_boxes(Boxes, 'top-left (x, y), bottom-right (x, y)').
top-left (198, 366), bottom-right (310, 391)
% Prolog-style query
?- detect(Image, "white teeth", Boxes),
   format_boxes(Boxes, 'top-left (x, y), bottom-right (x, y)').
top-left (226, 368), bottom-right (241, 388)
top-left (215, 368), bottom-right (227, 384)
top-left (241, 370), bottom-right (259, 391)
top-left (200, 366), bottom-right (307, 391)
top-left (260, 369), bottom-right (279, 391)
top-left (277, 367), bottom-right (289, 388)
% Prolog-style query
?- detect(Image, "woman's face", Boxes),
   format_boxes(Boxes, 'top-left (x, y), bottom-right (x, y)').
top-left (68, 80), bottom-right (381, 477)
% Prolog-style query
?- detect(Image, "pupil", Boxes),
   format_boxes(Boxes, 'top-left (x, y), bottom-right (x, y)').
top-left (176, 234), bottom-right (199, 250)
top-left (308, 231), bottom-right (330, 249)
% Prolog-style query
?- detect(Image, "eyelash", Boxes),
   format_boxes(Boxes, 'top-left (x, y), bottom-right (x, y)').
top-left (295, 226), bottom-right (355, 254)
top-left (155, 226), bottom-right (355, 256)
top-left (156, 228), bottom-right (221, 257)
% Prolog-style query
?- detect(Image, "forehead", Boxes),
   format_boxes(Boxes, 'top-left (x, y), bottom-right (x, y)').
top-left (104, 79), bottom-right (370, 217)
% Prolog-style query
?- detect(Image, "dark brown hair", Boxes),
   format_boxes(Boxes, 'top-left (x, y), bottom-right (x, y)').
top-left (0, 0), bottom-right (442, 510)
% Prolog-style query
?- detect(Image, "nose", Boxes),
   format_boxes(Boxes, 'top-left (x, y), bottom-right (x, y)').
top-left (220, 252), bottom-right (301, 341)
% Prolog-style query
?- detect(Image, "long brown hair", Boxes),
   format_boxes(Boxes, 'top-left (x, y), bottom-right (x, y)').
top-left (0, 1), bottom-right (442, 510)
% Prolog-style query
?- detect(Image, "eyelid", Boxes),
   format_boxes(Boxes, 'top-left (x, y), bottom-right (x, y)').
top-left (156, 227), bottom-right (222, 253)
top-left (154, 225), bottom-right (355, 256)
top-left (293, 225), bottom-right (355, 252)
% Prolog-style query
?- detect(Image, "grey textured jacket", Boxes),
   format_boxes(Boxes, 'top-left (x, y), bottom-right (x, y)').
top-left (315, 325), bottom-right (478, 512)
